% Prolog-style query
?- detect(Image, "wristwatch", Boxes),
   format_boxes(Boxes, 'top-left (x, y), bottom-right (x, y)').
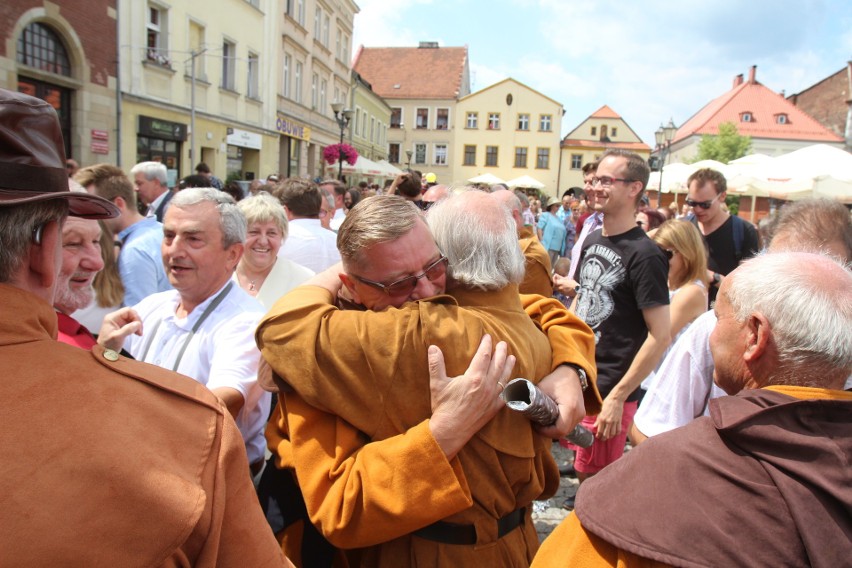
top-left (564, 364), bottom-right (589, 391)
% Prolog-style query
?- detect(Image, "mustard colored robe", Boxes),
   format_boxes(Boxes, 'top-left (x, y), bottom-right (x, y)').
top-left (258, 284), bottom-right (597, 567)
top-left (519, 227), bottom-right (554, 298)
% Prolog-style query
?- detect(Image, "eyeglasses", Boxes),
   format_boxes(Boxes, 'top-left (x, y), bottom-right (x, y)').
top-left (659, 247), bottom-right (675, 261)
top-left (416, 200), bottom-right (436, 211)
top-left (354, 255), bottom-right (448, 296)
top-left (685, 196), bottom-right (718, 210)
top-left (592, 176), bottom-right (636, 188)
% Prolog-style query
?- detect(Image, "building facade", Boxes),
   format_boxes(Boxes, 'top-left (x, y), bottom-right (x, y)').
top-left (559, 104), bottom-right (650, 191)
top-left (354, 43), bottom-right (470, 185)
top-left (788, 62), bottom-right (852, 151)
top-left (454, 78), bottom-right (563, 194)
top-left (1, 1), bottom-right (118, 167)
top-left (347, 70), bottom-right (390, 162)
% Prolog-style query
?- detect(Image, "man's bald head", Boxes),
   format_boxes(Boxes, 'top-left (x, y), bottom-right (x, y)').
top-left (490, 189), bottom-right (523, 233)
top-left (768, 198), bottom-right (852, 262)
top-left (422, 184), bottom-right (450, 208)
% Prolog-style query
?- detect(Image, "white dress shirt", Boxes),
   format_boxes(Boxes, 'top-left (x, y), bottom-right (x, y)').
top-left (277, 218), bottom-right (341, 273)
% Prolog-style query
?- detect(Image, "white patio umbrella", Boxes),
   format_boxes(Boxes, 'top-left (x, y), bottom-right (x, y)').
top-left (749, 144), bottom-right (852, 181)
top-left (467, 172), bottom-right (506, 185)
top-left (506, 175), bottom-right (546, 190)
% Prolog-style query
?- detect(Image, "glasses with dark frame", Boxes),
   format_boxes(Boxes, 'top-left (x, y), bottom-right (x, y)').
top-left (354, 255), bottom-right (449, 296)
top-left (685, 196), bottom-right (719, 210)
top-left (659, 247), bottom-right (675, 261)
top-left (592, 176), bottom-right (636, 188)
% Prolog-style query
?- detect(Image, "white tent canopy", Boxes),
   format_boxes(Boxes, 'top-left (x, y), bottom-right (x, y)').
top-left (467, 172), bottom-right (506, 185)
top-left (506, 175), bottom-right (545, 190)
top-left (324, 156), bottom-right (388, 178)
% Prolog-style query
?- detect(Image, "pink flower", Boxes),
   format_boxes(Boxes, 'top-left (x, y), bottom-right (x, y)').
top-left (324, 144), bottom-right (359, 166)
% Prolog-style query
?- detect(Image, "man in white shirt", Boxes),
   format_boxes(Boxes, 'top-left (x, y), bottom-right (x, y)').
top-left (130, 161), bottom-right (173, 222)
top-left (274, 178), bottom-right (341, 273)
top-left (320, 179), bottom-right (347, 231)
top-left (99, 188), bottom-right (268, 472)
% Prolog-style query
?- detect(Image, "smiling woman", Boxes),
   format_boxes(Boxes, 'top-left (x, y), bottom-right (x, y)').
top-left (234, 193), bottom-right (315, 307)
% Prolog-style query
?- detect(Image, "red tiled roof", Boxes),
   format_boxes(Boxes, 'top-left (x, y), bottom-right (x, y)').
top-left (674, 68), bottom-right (843, 144)
top-left (590, 105), bottom-right (620, 119)
top-left (353, 46), bottom-right (468, 100)
top-left (561, 139), bottom-right (651, 151)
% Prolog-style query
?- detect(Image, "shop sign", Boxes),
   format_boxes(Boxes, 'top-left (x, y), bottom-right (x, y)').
top-left (275, 115), bottom-right (312, 142)
top-left (91, 129), bottom-right (109, 154)
top-left (139, 115), bottom-right (188, 141)
top-left (226, 128), bottom-right (263, 150)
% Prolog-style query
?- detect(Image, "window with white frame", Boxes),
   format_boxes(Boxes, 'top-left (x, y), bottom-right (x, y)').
top-left (146, 5), bottom-right (169, 65)
top-left (539, 114), bottom-right (552, 131)
top-left (294, 61), bottom-right (302, 103)
top-left (322, 14), bottom-right (330, 47)
top-left (518, 114), bottom-right (530, 131)
top-left (314, 6), bottom-right (321, 37)
top-left (342, 35), bottom-right (349, 63)
top-left (390, 108), bottom-right (402, 128)
top-left (354, 109), bottom-right (360, 138)
top-left (466, 112), bottom-right (478, 129)
top-left (536, 147), bottom-right (550, 169)
top-left (434, 144), bottom-right (447, 165)
top-left (590, 126), bottom-right (597, 136)
top-left (415, 143), bottom-right (427, 165)
top-left (297, 0), bottom-right (305, 26)
top-left (488, 113), bottom-right (500, 130)
top-left (247, 52), bottom-right (259, 98)
top-left (188, 22), bottom-right (205, 77)
top-left (320, 79), bottom-right (327, 115)
top-left (222, 40), bottom-right (236, 90)
top-left (283, 54), bottom-right (291, 99)
top-left (370, 117), bottom-right (375, 142)
top-left (416, 108), bottom-right (429, 129)
top-left (436, 108), bottom-right (449, 130)
top-left (336, 29), bottom-right (341, 59)
top-left (389, 143), bottom-right (400, 163)
top-left (334, 86), bottom-right (340, 105)
top-left (611, 127), bottom-right (618, 137)
top-left (514, 147), bottom-right (527, 168)
top-left (311, 73), bottom-right (318, 108)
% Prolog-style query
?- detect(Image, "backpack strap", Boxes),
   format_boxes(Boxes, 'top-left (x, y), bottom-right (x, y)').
top-left (730, 214), bottom-right (744, 260)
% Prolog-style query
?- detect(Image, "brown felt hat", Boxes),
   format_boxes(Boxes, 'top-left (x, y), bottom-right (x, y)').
top-left (0, 88), bottom-right (118, 219)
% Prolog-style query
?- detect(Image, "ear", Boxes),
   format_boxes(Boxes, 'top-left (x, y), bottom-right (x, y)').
top-left (742, 312), bottom-right (771, 362)
top-left (29, 219), bottom-right (62, 296)
top-left (338, 272), bottom-right (362, 304)
top-left (225, 242), bottom-right (244, 269)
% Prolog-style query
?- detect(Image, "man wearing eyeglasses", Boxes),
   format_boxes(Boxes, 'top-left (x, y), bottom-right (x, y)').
top-left (257, 193), bottom-right (598, 567)
top-left (569, 150), bottom-right (671, 501)
top-left (686, 168), bottom-right (758, 305)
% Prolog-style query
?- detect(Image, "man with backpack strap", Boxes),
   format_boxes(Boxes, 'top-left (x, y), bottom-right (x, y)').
top-left (685, 168), bottom-right (758, 306)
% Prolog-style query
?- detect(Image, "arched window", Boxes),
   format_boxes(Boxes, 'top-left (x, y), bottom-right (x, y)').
top-left (17, 22), bottom-right (71, 77)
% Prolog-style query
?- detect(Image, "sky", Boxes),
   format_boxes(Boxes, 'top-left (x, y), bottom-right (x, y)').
top-left (352, 0), bottom-right (852, 147)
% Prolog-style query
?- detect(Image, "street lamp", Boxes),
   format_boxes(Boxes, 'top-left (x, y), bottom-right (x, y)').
top-left (654, 118), bottom-right (677, 207)
top-left (331, 102), bottom-right (354, 181)
top-left (405, 150), bottom-right (413, 170)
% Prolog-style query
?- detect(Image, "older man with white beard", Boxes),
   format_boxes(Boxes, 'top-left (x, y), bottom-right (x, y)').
top-left (55, 184), bottom-right (106, 348)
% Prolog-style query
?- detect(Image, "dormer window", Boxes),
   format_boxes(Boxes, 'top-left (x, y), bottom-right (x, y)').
top-left (775, 113), bottom-right (788, 124)
top-left (740, 112), bottom-right (753, 123)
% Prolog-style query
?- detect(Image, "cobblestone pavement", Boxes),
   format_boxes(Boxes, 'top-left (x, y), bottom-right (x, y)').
top-left (532, 442), bottom-right (578, 541)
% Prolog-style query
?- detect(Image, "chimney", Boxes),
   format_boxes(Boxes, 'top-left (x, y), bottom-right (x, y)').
top-left (733, 74), bottom-right (744, 88)
top-left (748, 65), bottom-right (757, 84)
top-left (418, 41), bottom-right (439, 49)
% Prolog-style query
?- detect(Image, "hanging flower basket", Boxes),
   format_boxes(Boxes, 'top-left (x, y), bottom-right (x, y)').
top-left (324, 143), bottom-right (359, 166)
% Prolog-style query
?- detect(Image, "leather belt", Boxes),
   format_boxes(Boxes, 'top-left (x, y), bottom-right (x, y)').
top-left (413, 507), bottom-right (526, 545)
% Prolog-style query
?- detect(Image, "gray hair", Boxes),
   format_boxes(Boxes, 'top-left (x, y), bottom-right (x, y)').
top-left (723, 251), bottom-right (852, 386)
top-left (171, 187), bottom-right (246, 247)
top-left (130, 161), bottom-right (168, 186)
top-left (237, 192), bottom-right (289, 242)
top-left (0, 200), bottom-right (69, 282)
top-left (427, 190), bottom-right (525, 290)
top-left (514, 190), bottom-right (530, 208)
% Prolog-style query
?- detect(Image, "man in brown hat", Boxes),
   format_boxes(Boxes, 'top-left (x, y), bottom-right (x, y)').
top-left (0, 88), bottom-right (289, 567)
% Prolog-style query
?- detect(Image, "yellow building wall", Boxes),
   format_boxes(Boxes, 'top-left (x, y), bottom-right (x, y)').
top-left (560, 115), bottom-right (649, 190)
top-left (453, 79), bottom-right (562, 196)
top-left (385, 97), bottom-right (456, 183)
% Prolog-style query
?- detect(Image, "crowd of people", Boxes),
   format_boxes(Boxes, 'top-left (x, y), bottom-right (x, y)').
top-left (2, 86), bottom-right (851, 567)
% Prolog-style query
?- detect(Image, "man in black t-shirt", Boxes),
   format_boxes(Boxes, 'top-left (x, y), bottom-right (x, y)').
top-left (686, 168), bottom-right (759, 305)
top-left (571, 150), bottom-right (671, 496)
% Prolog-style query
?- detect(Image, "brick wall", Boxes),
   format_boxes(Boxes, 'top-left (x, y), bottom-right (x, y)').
top-left (788, 66), bottom-right (849, 139)
top-left (0, 0), bottom-right (116, 87)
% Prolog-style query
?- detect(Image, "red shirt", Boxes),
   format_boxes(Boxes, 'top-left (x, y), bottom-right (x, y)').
top-left (56, 312), bottom-right (96, 349)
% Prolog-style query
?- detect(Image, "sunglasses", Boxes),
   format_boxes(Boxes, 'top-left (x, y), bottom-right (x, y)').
top-left (354, 255), bottom-right (448, 296)
top-left (685, 196), bottom-right (718, 210)
top-left (659, 248), bottom-right (675, 261)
